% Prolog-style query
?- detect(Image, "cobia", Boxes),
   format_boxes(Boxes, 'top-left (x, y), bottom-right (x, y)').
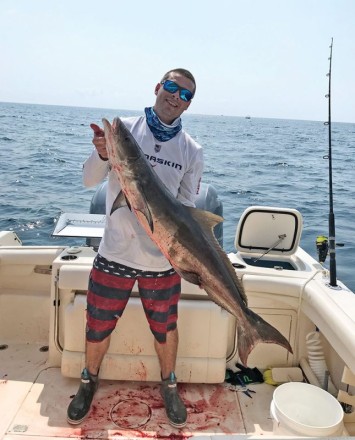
top-left (102, 117), bottom-right (292, 365)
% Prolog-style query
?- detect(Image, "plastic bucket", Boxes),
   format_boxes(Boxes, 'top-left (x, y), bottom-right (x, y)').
top-left (270, 382), bottom-right (344, 437)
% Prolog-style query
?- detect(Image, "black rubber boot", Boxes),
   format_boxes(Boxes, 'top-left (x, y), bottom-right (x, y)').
top-left (160, 372), bottom-right (187, 428)
top-left (67, 368), bottom-right (99, 425)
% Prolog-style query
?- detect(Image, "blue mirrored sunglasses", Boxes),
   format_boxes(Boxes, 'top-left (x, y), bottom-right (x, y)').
top-left (161, 80), bottom-right (193, 102)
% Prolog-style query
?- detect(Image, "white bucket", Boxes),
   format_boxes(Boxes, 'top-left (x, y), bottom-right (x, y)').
top-left (270, 382), bottom-right (344, 437)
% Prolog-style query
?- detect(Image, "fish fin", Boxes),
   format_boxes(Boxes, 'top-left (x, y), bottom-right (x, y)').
top-left (110, 191), bottom-right (128, 215)
top-left (175, 269), bottom-right (201, 286)
top-left (112, 188), bottom-right (153, 231)
top-left (186, 206), bottom-right (248, 305)
top-left (237, 308), bottom-right (293, 366)
top-left (186, 207), bottom-right (224, 229)
top-left (135, 202), bottom-right (154, 233)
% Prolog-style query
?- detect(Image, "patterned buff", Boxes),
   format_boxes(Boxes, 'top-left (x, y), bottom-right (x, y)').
top-left (145, 107), bottom-right (182, 142)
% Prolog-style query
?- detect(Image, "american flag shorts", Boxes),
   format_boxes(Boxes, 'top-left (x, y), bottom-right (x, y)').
top-left (86, 254), bottom-right (181, 343)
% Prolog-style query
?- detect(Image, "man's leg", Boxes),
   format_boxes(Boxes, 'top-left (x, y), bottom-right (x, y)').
top-left (67, 338), bottom-right (109, 425)
top-left (86, 336), bottom-right (111, 375)
top-left (139, 269), bottom-right (187, 428)
top-left (154, 328), bottom-right (178, 379)
top-left (155, 328), bottom-right (187, 428)
top-left (67, 255), bottom-right (133, 425)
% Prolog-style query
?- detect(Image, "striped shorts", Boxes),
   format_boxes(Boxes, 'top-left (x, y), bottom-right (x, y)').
top-left (86, 254), bottom-right (181, 344)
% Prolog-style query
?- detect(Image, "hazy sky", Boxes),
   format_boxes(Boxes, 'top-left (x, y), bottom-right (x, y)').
top-left (1, 0), bottom-right (354, 122)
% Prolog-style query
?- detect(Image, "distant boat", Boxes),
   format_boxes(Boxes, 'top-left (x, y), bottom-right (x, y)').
top-left (245, 115), bottom-right (251, 119)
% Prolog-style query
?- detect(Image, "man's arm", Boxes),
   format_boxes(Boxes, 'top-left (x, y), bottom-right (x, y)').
top-left (177, 147), bottom-right (204, 207)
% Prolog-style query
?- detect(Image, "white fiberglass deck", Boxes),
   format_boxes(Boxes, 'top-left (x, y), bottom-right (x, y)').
top-left (1, 343), bottom-right (274, 440)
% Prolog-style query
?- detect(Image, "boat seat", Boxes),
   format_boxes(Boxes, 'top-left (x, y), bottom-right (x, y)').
top-left (60, 292), bottom-right (233, 383)
top-left (54, 249), bottom-right (235, 383)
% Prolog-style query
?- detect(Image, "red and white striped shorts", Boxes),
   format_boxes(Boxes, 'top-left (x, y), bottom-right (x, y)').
top-left (86, 254), bottom-right (181, 343)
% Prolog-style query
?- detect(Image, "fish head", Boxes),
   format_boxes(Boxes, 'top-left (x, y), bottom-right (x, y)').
top-left (102, 117), bottom-right (141, 165)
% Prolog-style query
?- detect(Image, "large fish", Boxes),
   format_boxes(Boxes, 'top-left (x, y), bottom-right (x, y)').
top-left (102, 117), bottom-right (292, 365)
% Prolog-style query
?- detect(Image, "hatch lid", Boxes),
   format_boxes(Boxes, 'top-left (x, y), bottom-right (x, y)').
top-left (235, 206), bottom-right (303, 256)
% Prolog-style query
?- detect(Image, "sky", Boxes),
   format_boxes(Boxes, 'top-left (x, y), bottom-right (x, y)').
top-left (1, 0), bottom-right (354, 123)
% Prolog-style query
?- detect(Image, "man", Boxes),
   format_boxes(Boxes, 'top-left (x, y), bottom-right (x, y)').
top-left (67, 68), bottom-right (204, 428)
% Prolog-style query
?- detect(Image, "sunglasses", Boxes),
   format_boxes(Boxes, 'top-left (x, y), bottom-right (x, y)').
top-left (161, 80), bottom-right (193, 102)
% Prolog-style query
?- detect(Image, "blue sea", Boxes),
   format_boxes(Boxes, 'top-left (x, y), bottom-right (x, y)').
top-left (0, 102), bottom-right (354, 291)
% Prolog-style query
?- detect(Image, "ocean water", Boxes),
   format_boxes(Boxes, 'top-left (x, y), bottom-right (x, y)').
top-left (1, 102), bottom-right (354, 291)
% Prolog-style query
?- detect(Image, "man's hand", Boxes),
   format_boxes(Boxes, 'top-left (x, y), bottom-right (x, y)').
top-left (90, 123), bottom-right (108, 160)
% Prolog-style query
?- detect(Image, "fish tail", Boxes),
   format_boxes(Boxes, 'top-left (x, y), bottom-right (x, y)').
top-left (237, 308), bottom-right (293, 366)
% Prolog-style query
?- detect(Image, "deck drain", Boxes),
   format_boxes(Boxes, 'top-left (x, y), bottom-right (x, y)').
top-left (39, 345), bottom-right (49, 352)
top-left (110, 399), bottom-right (151, 429)
top-left (0, 344), bottom-right (8, 350)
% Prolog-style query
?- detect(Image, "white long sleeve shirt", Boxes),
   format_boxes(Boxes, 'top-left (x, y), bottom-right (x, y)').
top-left (83, 116), bottom-right (204, 271)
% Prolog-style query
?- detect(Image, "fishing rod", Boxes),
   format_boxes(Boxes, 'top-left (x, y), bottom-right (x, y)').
top-left (324, 38), bottom-right (337, 287)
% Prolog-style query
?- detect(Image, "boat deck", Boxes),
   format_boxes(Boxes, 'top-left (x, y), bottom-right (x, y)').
top-left (1, 343), bottom-right (275, 439)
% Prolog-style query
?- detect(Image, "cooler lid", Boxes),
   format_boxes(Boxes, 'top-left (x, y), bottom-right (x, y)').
top-left (235, 206), bottom-right (303, 256)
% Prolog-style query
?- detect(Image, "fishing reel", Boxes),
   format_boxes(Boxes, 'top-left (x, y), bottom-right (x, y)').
top-left (316, 235), bottom-right (345, 263)
top-left (316, 235), bottom-right (329, 263)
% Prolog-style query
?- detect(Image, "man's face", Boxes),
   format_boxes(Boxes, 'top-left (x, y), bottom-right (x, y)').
top-left (153, 72), bottom-right (195, 125)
